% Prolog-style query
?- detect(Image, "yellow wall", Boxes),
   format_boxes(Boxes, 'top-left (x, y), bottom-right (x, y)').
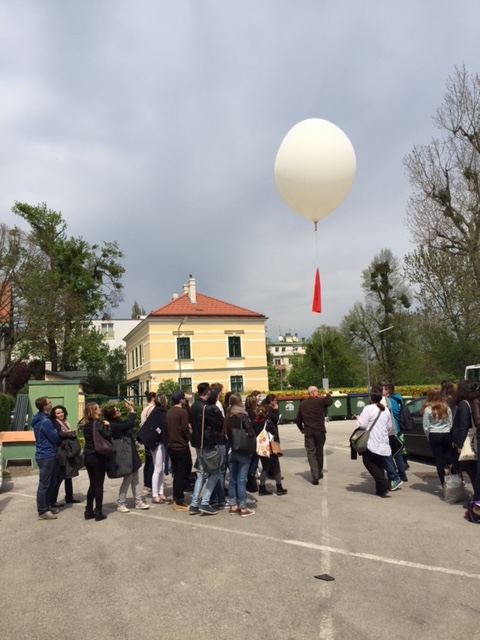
top-left (125, 317), bottom-right (268, 394)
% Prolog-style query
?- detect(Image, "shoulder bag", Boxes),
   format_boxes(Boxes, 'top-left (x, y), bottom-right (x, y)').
top-left (230, 414), bottom-right (256, 456)
top-left (107, 435), bottom-right (133, 478)
top-left (198, 406), bottom-right (223, 474)
top-left (350, 409), bottom-right (382, 454)
top-left (92, 420), bottom-right (115, 456)
top-left (459, 401), bottom-right (478, 462)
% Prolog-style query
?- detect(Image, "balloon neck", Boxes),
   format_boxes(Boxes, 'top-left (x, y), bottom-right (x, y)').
top-left (314, 221), bottom-right (317, 232)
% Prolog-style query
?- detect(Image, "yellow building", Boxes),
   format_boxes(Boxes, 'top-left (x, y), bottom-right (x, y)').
top-left (124, 277), bottom-right (268, 398)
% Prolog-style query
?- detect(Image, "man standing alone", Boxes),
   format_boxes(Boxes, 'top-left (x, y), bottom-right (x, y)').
top-left (32, 397), bottom-right (60, 520)
top-left (296, 386), bottom-right (332, 484)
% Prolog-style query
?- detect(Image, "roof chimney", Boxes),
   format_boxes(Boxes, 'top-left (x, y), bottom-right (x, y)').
top-left (182, 283), bottom-right (188, 295)
top-left (171, 293), bottom-right (178, 300)
top-left (188, 274), bottom-right (196, 303)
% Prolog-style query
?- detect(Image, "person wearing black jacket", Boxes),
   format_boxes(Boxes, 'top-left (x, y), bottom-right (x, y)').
top-left (188, 383), bottom-right (223, 516)
top-left (296, 386), bottom-right (333, 484)
top-left (82, 402), bottom-right (112, 521)
top-left (50, 405), bottom-right (82, 507)
top-left (451, 381), bottom-right (477, 489)
top-left (140, 395), bottom-right (168, 504)
top-left (105, 400), bottom-right (150, 513)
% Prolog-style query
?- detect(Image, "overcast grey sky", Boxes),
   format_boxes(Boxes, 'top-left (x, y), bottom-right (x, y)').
top-left (1, 1), bottom-right (479, 341)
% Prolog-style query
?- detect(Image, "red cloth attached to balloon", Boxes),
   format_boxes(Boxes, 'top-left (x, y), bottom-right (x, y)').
top-left (312, 268), bottom-right (321, 313)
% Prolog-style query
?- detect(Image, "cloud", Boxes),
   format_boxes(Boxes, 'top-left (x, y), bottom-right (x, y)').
top-left (0, 1), bottom-right (478, 339)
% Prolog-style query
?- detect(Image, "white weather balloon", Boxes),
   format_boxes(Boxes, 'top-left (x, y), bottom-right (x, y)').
top-left (274, 118), bottom-right (356, 226)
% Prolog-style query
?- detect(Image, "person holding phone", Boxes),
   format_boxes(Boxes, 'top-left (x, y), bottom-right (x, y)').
top-left (104, 400), bottom-right (150, 513)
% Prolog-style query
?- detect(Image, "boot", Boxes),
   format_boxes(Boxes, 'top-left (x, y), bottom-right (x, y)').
top-left (246, 473), bottom-right (258, 493)
top-left (259, 485), bottom-right (273, 495)
top-left (276, 484), bottom-right (288, 496)
top-left (84, 508), bottom-right (95, 520)
top-left (95, 511), bottom-right (107, 521)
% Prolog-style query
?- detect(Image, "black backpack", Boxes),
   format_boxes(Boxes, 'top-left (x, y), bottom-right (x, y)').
top-left (398, 403), bottom-right (415, 432)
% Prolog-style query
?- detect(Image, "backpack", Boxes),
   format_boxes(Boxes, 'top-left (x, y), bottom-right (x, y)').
top-left (398, 402), bottom-right (414, 432)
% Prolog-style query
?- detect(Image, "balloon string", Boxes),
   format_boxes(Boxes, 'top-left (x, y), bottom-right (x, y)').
top-left (314, 221), bottom-right (319, 264)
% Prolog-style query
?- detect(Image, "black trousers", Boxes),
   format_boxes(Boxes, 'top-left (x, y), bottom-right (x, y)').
top-left (428, 432), bottom-right (453, 486)
top-left (168, 447), bottom-right (192, 502)
top-left (52, 475), bottom-right (74, 503)
top-left (362, 448), bottom-right (389, 495)
top-left (85, 453), bottom-right (107, 512)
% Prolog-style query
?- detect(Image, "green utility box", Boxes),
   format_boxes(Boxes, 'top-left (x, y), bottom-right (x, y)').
top-left (347, 393), bottom-right (370, 418)
top-left (326, 395), bottom-right (348, 420)
top-left (277, 396), bottom-right (304, 424)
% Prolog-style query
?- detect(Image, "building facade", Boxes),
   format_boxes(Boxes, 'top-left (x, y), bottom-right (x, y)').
top-left (124, 277), bottom-right (269, 398)
top-left (91, 318), bottom-right (143, 350)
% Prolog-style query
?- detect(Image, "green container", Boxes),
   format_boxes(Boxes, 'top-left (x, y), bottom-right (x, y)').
top-left (277, 397), bottom-right (302, 424)
top-left (326, 395), bottom-right (348, 420)
top-left (347, 393), bottom-right (370, 418)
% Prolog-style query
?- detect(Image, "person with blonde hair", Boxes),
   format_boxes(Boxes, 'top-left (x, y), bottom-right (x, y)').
top-left (224, 394), bottom-right (256, 516)
top-left (82, 402), bottom-right (112, 521)
top-left (422, 387), bottom-right (453, 486)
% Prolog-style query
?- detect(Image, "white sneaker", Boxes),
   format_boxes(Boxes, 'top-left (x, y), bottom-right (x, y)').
top-left (117, 505), bottom-right (130, 513)
top-left (38, 510), bottom-right (57, 520)
top-left (135, 502), bottom-right (150, 510)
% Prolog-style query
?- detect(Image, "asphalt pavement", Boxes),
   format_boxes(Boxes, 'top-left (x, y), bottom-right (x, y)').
top-left (1, 420), bottom-right (479, 640)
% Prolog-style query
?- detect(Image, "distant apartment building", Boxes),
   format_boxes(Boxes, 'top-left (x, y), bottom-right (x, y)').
top-left (91, 318), bottom-right (143, 350)
top-left (268, 332), bottom-right (307, 372)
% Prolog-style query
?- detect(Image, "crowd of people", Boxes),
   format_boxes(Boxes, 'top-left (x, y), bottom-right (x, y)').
top-left (31, 385), bottom-right (293, 521)
top-left (354, 381), bottom-right (480, 522)
top-left (31, 379), bottom-right (480, 524)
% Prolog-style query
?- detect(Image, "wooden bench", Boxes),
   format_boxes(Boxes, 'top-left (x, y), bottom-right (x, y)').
top-left (0, 431), bottom-right (38, 469)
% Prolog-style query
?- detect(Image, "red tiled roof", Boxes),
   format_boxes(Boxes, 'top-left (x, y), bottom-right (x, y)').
top-left (149, 292), bottom-right (265, 318)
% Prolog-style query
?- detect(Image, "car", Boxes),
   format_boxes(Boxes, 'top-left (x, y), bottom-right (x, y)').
top-left (400, 396), bottom-right (433, 459)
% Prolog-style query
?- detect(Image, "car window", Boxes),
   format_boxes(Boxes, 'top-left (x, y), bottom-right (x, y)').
top-left (407, 397), bottom-right (425, 416)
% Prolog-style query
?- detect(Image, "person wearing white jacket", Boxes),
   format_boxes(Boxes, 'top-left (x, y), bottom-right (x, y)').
top-left (356, 388), bottom-right (393, 497)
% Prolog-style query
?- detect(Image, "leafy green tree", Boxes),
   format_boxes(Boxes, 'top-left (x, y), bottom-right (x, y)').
top-left (288, 326), bottom-right (362, 389)
top-left (266, 344), bottom-right (281, 390)
top-left (341, 249), bottom-right (412, 383)
top-left (11, 202), bottom-right (125, 371)
top-left (131, 300), bottom-right (146, 318)
top-left (156, 379), bottom-right (178, 399)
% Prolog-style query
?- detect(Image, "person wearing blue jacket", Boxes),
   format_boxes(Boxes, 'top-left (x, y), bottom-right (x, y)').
top-left (32, 397), bottom-right (60, 520)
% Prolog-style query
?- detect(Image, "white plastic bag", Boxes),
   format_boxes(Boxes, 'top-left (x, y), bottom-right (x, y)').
top-left (256, 426), bottom-right (271, 457)
top-left (443, 466), bottom-right (468, 504)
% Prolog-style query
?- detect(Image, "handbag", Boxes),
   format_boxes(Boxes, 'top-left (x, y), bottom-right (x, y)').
top-left (229, 414), bottom-right (256, 456)
top-left (256, 423), bottom-right (271, 458)
top-left (269, 440), bottom-right (283, 456)
top-left (92, 420), bottom-right (114, 456)
top-left (443, 465), bottom-right (468, 504)
top-left (198, 406), bottom-right (223, 473)
top-left (107, 435), bottom-right (133, 478)
top-left (350, 409), bottom-right (381, 454)
top-left (459, 401), bottom-right (478, 462)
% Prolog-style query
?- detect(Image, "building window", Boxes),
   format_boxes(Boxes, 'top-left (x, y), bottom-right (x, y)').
top-left (101, 322), bottom-right (114, 339)
top-left (178, 377), bottom-right (192, 393)
top-left (228, 336), bottom-right (242, 358)
top-left (230, 375), bottom-right (244, 393)
top-left (274, 358), bottom-right (281, 366)
top-left (135, 347), bottom-right (139, 368)
top-left (177, 337), bottom-right (191, 360)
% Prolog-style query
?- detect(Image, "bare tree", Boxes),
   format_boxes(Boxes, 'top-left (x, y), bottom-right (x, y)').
top-left (404, 65), bottom-right (480, 286)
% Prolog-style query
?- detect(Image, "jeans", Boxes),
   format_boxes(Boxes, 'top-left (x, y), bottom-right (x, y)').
top-left (36, 457), bottom-right (57, 515)
top-left (384, 455), bottom-right (400, 482)
top-left (118, 470), bottom-right (143, 506)
top-left (85, 453), bottom-right (108, 513)
top-left (190, 448), bottom-right (221, 508)
top-left (168, 447), bottom-right (192, 502)
top-left (304, 430), bottom-right (326, 479)
top-left (210, 444), bottom-right (227, 505)
top-left (228, 451), bottom-right (251, 509)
